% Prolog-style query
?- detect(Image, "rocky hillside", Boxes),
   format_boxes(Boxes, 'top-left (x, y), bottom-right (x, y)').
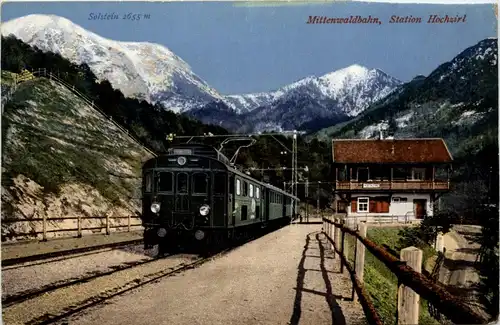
top-left (1, 71), bottom-right (155, 241)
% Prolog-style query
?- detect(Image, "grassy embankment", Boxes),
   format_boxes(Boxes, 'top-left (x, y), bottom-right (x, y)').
top-left (345, 226), bottom-right (439, 325)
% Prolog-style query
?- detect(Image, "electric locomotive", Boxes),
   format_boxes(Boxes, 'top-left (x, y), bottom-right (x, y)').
top-left (141, 144), bottom-right (299, 253)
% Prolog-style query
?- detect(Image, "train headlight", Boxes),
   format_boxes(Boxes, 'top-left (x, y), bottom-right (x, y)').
top-left (177, 156), bottom-right (187, 166)
top-left (199, 204), bottom-right (210, 216)
top-left (194, 230), bottom-right (205, 241)
top-left (151, 202), bottom-right (161, 213)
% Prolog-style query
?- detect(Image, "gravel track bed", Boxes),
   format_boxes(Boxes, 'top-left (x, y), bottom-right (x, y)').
top-left (56, 225), bottom-right (367, 325)
top-left (2, 244), bottom-right (157, 302)
top-left (2, 253), bottom-right (199, 325)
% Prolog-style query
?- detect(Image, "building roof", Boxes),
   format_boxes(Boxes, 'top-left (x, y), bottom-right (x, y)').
top-left (332, 138), bottom-right (453, 164)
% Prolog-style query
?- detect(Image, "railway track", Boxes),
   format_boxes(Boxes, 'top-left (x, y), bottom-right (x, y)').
top-left (27, 247), bottom-right (235, 325)
top-left (2, 249), bottom-right (158, 307)
top-left (2, 238), bottom-right (143, 267)
top-left (3, 231), bottom-right (265, 325)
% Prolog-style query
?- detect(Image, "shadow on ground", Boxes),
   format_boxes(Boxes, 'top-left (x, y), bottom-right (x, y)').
top-left (290, 231), bottom-right (351, 325)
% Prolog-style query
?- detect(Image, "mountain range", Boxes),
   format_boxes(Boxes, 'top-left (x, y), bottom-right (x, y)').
top-left (315, 37), bottom-right (498, 160)
top-left (1, 14), bottom-right (402, 133)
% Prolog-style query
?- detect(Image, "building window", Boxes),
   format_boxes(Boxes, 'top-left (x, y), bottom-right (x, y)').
top-left (236, 179), bottom-right (241, 195)
top-left (357, 197), bottom-right (369, 212)
top-left (392, 197), bottom-right (400, 203)
top-left (393, 168), bottom-right (408, 180)
top-left (357, 167), bottom-right (369, 182)
top-left (392, 197), bottom-right (408, 203)
top-left (412, 168), bottom-right (425, 180)
top-left (249, 184), bottom-right (254, 197)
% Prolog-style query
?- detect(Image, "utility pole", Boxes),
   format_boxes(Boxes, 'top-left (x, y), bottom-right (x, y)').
top-left (292, 130), bottom-right (297, 217)
top-left (317, 181), bottom-right (321, 218)
top-left (305, 178), bottom-right (309, 222)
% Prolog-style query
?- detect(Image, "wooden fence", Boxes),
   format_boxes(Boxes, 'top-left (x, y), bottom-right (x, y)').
top-left (322, 216), bottom-right (489, 325)
top-left (2, 216), bottom-right (143, 241)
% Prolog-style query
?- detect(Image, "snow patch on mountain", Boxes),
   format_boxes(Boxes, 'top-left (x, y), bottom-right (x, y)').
top-left (223, 64), bottom-right (401, 116)
top-left (1, 14), bottom-right (225, 113)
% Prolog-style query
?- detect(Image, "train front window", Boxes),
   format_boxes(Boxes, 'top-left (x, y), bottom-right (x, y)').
top-left (176, 173), bottom-right (189, 194)
top-left (144, 171), bottom-right (153, 192)
top-left (214, 173), bottom-right (226, 195)
top-left (192, 172), bottom-right (208, 195)
top-left (157, 172), bottom-right (173, 192)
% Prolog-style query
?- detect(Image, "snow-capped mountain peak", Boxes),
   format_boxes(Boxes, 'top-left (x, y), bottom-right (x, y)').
top-left (3, 14), bottom-right (402, 133)
top-left (223, 64), bottom-right (401, 116)
top-left (2, 14), bottom-right (224, 113)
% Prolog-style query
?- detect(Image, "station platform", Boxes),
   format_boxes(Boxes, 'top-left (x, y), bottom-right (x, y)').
top-left (66, 223), bottom-right (367, 325)
top-left (1, 231), bottom-right (143, 265)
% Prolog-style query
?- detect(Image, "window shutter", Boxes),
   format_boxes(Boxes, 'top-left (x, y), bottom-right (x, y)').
top-left (369, 199), bottom-right (376, 213)
top-left (382, 198), bottom-right (390, 213)
top-left (351, 199), bottom-right (357, 213)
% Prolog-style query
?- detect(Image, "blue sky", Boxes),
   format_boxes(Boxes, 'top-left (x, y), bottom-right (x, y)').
top-left (2, 1), bottom-right (497, 94)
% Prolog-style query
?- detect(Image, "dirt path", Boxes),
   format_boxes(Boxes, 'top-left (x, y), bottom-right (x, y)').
top-left (439, 225), bottom-right (489, 319)
top-left (57, 225), bottom-right (367, 325)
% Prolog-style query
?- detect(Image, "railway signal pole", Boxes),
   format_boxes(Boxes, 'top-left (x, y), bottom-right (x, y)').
top-left (292, 130), bottom-right (298, 218)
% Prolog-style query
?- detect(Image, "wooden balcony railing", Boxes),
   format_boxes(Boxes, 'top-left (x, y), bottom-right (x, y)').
top-left (335, 181), bottom-right (450, 191)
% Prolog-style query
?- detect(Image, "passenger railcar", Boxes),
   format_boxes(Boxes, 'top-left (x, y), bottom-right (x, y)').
top-left (141, 144), bottom-right (299, 253)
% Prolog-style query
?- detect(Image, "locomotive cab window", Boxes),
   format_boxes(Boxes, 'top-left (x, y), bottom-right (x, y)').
top-left (236, 179), bottom-right (241, 195)
top-left (256, 187), bottom-right (260, 199)
top-left (157, 172), bottom-right (173, 192)
top-left (144, 171), bottom-right (153, 192)
top-left (243, 182), bottom-right (248, 196)
top-left (214, 173), bottom-right (226, 195)
top-left (249, 184), bottom-right (254, 197)
top-left (192, 172), bottom-right (209, 195)
top-left (176, 173), bottom-right (189, 194)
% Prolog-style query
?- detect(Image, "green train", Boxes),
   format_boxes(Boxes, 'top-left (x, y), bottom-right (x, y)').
top-left (141, 144), bottom-right (299, 253)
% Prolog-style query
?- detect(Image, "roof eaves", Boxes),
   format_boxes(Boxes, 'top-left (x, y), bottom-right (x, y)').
top-left (440, 138), bottom-right (454, 161)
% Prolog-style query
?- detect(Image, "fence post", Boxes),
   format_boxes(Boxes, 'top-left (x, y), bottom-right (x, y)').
top-left (330, 217), bottom-right (335, 258)
top-left (355, 223), bottom-right (367, 283)
top-left (334, 218), bottom-right (340, 252)
top-left (128, 215), bottom-right (131, 232)
top-left (106, 215), bottom-right (110, 235)
top-left (42, 213), bottom-right (47, 242)
top-left (340, 219), bottom-right (345, 273)
top-left (77, 215), bottom-right (82, 237)
top-left (397, 246), bottom-right (423, 325)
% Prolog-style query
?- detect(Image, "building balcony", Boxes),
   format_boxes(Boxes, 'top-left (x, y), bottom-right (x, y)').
top-left (335, 180), bottom-right (450, 192)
